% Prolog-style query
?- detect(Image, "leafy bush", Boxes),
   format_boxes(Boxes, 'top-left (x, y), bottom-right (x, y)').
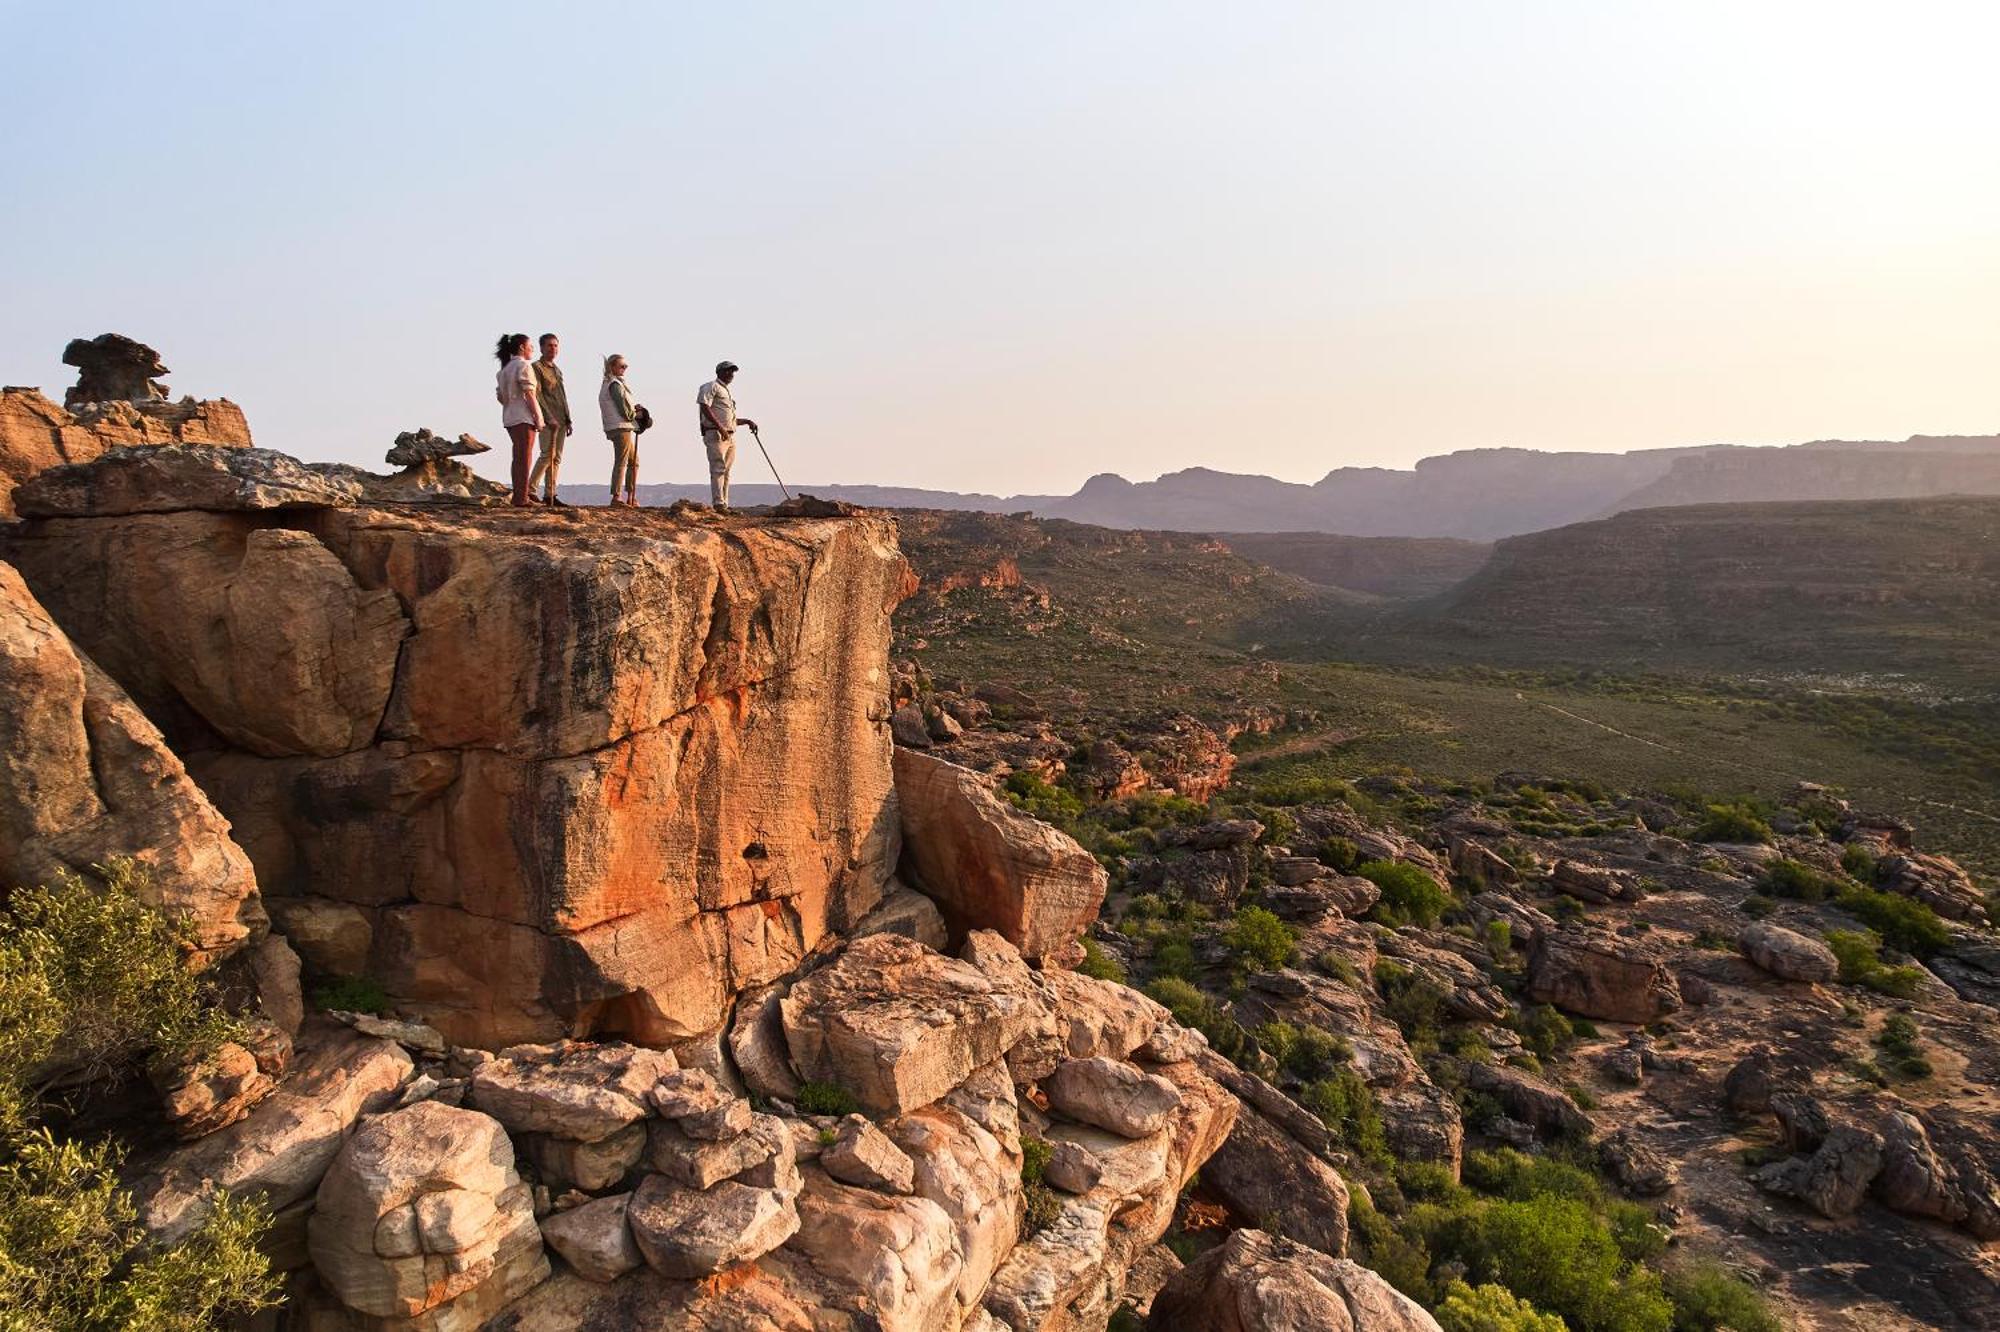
top-left (794, 1081), bottom-right (860, 1116)
top-left (1484, 919), bottom-right (1514, 961)
top-left (1317, 837), bottom-right (1361, 872)
top-left (1692, 803), bottom-right (1772, 845)
top-left (1349, 1188), bottom-right (1437, 1303)
top-left (1255, 1021), bottom-right (1349, 1081)
top-left (1301, 1068), bottom-right (1388, 1163)
top-left (310, 975), bottom-right (391, 1016)
top-left (1661, 1259), bottom-right (1780, 1332)
top-left (1834, 886), bottom-right (1950, 957)
top-left (1002, 770), bottom-right (1085, 826)
top-left (1375, 961), bottom-right (1450, 1044)
top-left (1020, 1136), bottom-right (1052, 1186)
top-left (1314, 950), bottom-right (1363, 986)
top-left (1419, 1193), bottom-right (1674, 1332)
top-left (0, 1131), bottom-right (279, 1330)
top-left (1076, 938), bottom-right (1126, 983)
top-left (1824, 929), bottom-right (1926, 998)
top-left (1515, 1005), bottom-right (1579, 1059)
top-left (1359, 860), bottom-right (1452, 928)
top-left (1761, 858), bottom-right (1838, 903)
top-left (1019, 1180), bottom-right (1062, 1236)
top-left (1840, 843), bottom-right (1879, 882)
top-left (1737, 894), bottom-right (1776, 919)
top-left (1223, 907), bottom-right (1296, 970)
top-left (1143, 978), bottom-right (1253, 1064)
top-left (1149, 935), bottom-right (1198, 981)
top-left (1874, 1011), bottom-right (1932, 1079)
top-left (1437, 1280), bottom-right (1572, 1332)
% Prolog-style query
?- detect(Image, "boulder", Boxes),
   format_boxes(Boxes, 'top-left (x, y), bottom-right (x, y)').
top-left (1739, 923), bottom-right (1840, 983)
top-left (1045, 1057), bottom-right (1183, 1138)
top-left (790, 1174), bottom-right (962, 1332)
top-left (386, 428), bottom-right (489, 467)
top-left (1, 383), bottom-right (249, 520)
top-left (522, 1121), bottom-right (646, 1194)
top-left (1723, 1050), bottom-right (1784, 1116)
top-left (780, 934), bottom-right (1043, 1116)
top-left (892, 748), bottom-right (1107, 960)
top-left (1875, 1109), bottom-right (1968, 1223)
top-left (1465, 1061), bottom-right (1592, 1141)
top-left (645, 1114), bottom-right (787, 1190)
top-left (152, 1040), bottom-right (276, 1140)
top-left (626, 1173), bottom-right (800, 1278)
top-left (1756, 1122), bottom-right (1886, 1219)
top-left (1527, 929), bottom-right (1682, 1023)
top-left (1599, 1128), bottom-right (1679, 1196)
top-left (647, 1068), bottom-right (750, 1139)
top-left (1044, 1139), bottom-right (1104, 1194)
top-left (61, 332), bottom-right (170, 405)
top-left (852, 878), bottom-right (950, 951)
top-left (1042, 966), bottom-right (1168, 1060)
top-left (1200, 1099), bottom-right (1350, 1256)
top-left (890, 703), bottom-right (932, 748)
top-left (15, 445), bottom-right (361, 517)
top-left (1548, 858), bottom-right (1639, 904)
top-left (822, 1114), bottom-right (917, 1195)
top-left (307, 1101), bottom-right (548, 1323)
top-left (728, 981), bottom-right (802, 1102)
top-left (1149, 1229), bottom-right (1443, 1332)
top-left (0, 561), bottom-right (262, 961)
top-left (468, 1042), bottom-right (676, 1143)
top-left (268, 896), bottom-right (375, 978)
top-left (537, 1191), bottom-right (642, 1283)
top-left (1878, 852), bottom-right (1989, 923)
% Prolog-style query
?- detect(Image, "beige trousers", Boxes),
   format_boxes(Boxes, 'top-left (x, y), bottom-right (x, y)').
top-left (528, 423), bottom-right (568, 497)
top-left (704, 431), bottom-right (736, 507)
top-left (608, 429), bottom-right (637, 497)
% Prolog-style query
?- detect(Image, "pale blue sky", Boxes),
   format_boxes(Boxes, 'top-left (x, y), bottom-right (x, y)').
top-left (5, 2), bottom-right (1996, 493)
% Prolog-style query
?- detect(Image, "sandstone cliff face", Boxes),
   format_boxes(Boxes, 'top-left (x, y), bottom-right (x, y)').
top-left (0, 559), bottom-right (263, 960)
top-left (4, 455), bottom-right (912, 1048)
top-left (0, 386), bottom-right (251, 519)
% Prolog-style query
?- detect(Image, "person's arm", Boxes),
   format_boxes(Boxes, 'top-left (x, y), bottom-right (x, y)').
top-left (738, 414), bottom-right (758, 432)
top-left (520, 362), bottom-right (543, 429)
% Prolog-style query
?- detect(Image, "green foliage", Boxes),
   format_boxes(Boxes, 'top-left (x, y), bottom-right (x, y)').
top-left (1565, 1083), bottom-right (1598, 1111)
top-left (1437, 1280), bottom-right (1573, 1332)
top-left (1761, 859), bottom-right (1839, 903)
top-left (1301, 1068), bottom-right (1388, 1164)
top-left (1417, 1194), bottom-right (1674, 1332)
top-left (1142, 978), bottom-right (1254, 1064)
top-left (1834, 885), bottom-right (1950, 957)
top-left (1874, 1011), bottom-right (1932, 1079)
top-left (310, 974), bottom-right (392, 1016)
top-left (1840, 843), bottom-right (1880, 882)
top-left (0, 1130), bottom-right (278, 1331)
top-left (1075, 938), bottom-right (1126, 983)
top-left (1515, 1005), bottom-right (1579, 1059)
top-left (1223, 907), bottom-right (1296, 970)
top-left (1661, 1259), bottom-right (1781, 1332)
top-left (1692, 802), bottom-right (1773, 845)
top-left (1349, 1188), bottom-right (1437, 1304)
top-left (1020, 1136), bottom-right (1052, 1187)
top-left (1019, 1180), bottom-right (1062, 1237)
top-left (1551, 895), bottom-right (1587, 923)
top-left (1375, 961), bottom-right (1450, 1044)
top-left (1106, 1307), bottom-right (1146, 1332)
top-left (794, 1081), bottom-right (860, 1116)
top-left (815, 1126), bottom-right (838, 1147)
top-left (1737, 894), bottom-right (1776, 919)
top-left (1824, 929), bottom-right (1926, 998)
top-left (1317, 836), bottom-right (1362, 872)
top-left (1002, 770), bottom-right (1085, 826)
top-left (1255, 1021), bottom-right (1350, 1081)
top-left (1359, 860), bottom-right (1452, 928)
top-left (1314, 950), bottom-right (1363, 986)
top-left (1484, 918), bottom-right (1515, 961)
top-left (1148, 935), bottom-right (1198, 981)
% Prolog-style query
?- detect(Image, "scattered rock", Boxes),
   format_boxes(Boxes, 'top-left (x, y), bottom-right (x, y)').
top-left (1739, 923), bottom-right (1839, 983)
top-left (1200, 1099), bottom-right (1350, 1256)
top-left (822, 1115), bottom-right (917, 1195)
top-left (1527, 928), bottom-right (1682, 1024)
top-left (1756, 1122), bottom-right (1885, 1219)
top-left (152, 1040), bottom-right (276, 1140)
top-left (852, 879), bottom-right (951, 951)
top-left (469, 1042), bottom-right (676, 1143)
top-left (1874, 1108), bottom-right (1968, 1223)
top-left (385, 428), bottom-right (489, 467)
top-left (537, 1191), bottom-right (642, 1283)
top-left (1044, 1056), bottom-right (1183, 1138)
top-left (1600, 1127), bottom-right (1679, 1196)
top-left (1465, 1061), bottom-right (1593, 1141)
top-left (1043, 1139), bottom-right (1103, 1194)
top-left (626, 1174), bottom-right (800, 1278)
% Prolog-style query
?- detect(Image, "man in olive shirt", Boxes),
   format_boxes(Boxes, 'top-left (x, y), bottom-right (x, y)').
top-left (529, 333), bottom-right (573, 504)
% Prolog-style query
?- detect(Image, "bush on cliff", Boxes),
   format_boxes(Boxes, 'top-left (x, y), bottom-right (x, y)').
top-left (1437, 1280), bottom-right (1572, 1332)
top-left (1359, 860), bottom-right (1452, 928)
top-left (0, 862), bottom-right (278, 1330)
top-left (1691, 802), bottom-right (1772, 845)
top-left (1222, 907), bottom-right (1296, 970)
top-left (1832, 885), bottom-right (1950, 957)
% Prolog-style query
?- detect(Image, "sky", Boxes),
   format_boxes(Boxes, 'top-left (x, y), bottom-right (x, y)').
top-left (4, 2), bottom-right (1998, 495)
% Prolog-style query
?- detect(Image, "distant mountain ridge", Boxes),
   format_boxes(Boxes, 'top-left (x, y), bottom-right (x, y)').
top-left (560, 431), bottom-right (2000, 539)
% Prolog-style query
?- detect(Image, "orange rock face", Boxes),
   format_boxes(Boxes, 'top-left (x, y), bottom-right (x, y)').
top-left (6, 491), bottom-right (911, 1049)
top-left (0, 387), bottom-right (251, 519)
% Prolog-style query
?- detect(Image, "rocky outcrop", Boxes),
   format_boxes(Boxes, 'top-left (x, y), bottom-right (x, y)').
top-left (6, 450), bottom-right (913, 1048)
top-left (1878, 852), bottom-right (1989, 923)
top-left (1150, 1229), bottom-right (1443, 1332)
top-left (0, 560), bottom-right (263, 960)
top-left (15, 445), bottom-right (362, 517)
top-left (1526, 928), bottom-right (1682, 1023)
top-left (1200, 1097), bottom-right (1351, 1256)
top-left (62, 332), bottom-right (171, 406)
top-left (893, 748), bottom-right (1107, 960)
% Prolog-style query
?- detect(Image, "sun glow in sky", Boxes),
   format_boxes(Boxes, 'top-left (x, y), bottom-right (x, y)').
top-left (5, 1), bottom-right (1997, 494)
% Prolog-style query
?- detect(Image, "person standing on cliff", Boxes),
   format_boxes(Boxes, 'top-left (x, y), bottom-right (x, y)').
top-left (494, 333), bottom-right (540, 507)
top-left (528, 333), bottom-right (573, 505)
top-left (696, 361), bottom-right (757, 511)
top-left (601, 353), bottom-right (643, 507)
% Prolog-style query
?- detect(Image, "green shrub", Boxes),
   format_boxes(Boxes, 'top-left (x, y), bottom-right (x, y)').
top-left (1484, 919), bottom-right (1515, 960)
top-left (1661, 1259), bottom-right (1780, 1332)
top-left (1149, 936), bottom-right (1197, 981)
top-left (1360, 860), bottom-right (1452, 928)
top-left (1020, 1136), bottom-right (1052, 1187)
top-left (1224, 907), bottom-right (1296, 970)
top-left (1375, 961), bottom-right (1450, 1044)
top-left (1349, 1188), bottom-right (1436, 1304)
top-left (1301, 1069), bottom-right (1388, 1163)
top-left (1874, 1011), bottom-right (1932, 1079)
top-left (1762, 858), bottom-right (1838, 903)
top-left (794, 1081), bottom-right (859, 1116)
top-left (1143, 978), bottom-right (1253, 1065)
top-left (0, 1130), bottom-right (279, 1331)
top-left (1834, 886), bottom-right (1950, 957)
top-left (1515, 1005), bottom-right (1578, 1059)
top-left (1551, 895), bottom-right (1586, 923)
top-left (1076, 938), bottom-right (1126, 983)
top-left (1420, 1193), bottom-right (1674, 1332)
top-left (1437, 1280), bottom-right (1572, 1332)
top-left (1314, 950), bottom-right (1363, 986)
top-left (1824, 929), bottom-right (1926, 998)
top-left (310, 975), bottom-right (392, 1016)
top-left (1565, 1082), bottom-right (1598, 1111)
top-left (1019, 1180), bottom-right (1062, 1236)
top-left (1737, 894), bottom-right (1776, 919)
top-left (1317, 837), bottom-right (1361, 872)
top-left (1256, 1021), bottom-right (1350, 1081)
top-left (1692, 803), bottom-right (1772, 845)
top-left (1465, 1149), bottom-right (1604, 1206)
top-left (1840, 844), bottom-right (1879, 882)
top-left (1003, 770), bottom-right (1085, 826)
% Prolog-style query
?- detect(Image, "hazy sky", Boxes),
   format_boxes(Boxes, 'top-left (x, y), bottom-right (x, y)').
top-left (5, 2), bottom-right (1997, 494)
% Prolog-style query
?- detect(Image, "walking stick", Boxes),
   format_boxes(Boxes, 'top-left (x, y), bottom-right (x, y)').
top-left (748, 426), bottom-right (792, 500)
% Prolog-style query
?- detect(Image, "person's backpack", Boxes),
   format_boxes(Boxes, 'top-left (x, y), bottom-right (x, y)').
top-left (634, 405), bottom-right (653, 434)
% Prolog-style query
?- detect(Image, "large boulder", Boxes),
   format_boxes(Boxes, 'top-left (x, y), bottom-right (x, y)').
top-left (1149, 1229), bottom-right (1443, 1332)
top-left (892, 748), bottom-right (1107, 961)
top-left (626, 1173), bottom-right (800, 1278)
top-left (1, 383), bottom-right (250, 521)
top-left (0, 560), bottom-right (262, 960)
top-left (1045, 1057), bottom-right (1183, 1138)
top-left (61, 332), bottom-right (171, 405)
top-left (1527, 928), bottom-right (1682, 1024)
top-left (15, 445), bottom-right (359, 517)
top-left (1199, 1099), bottom-right (1351, 1257)
top-left (1878, 852), bottom-right (1989, 923)
top-left (307, 1101), bottom-right (548, 1324)
top-left (1465, 1061), bottom-right (1593, 1141)
top-left (1739, 923), bottom-right (1840, 983)
top-left (468, 1042), bottom-right (677, 1142)
top-left (780, 934), bottom-right (1043, 1116)
top-left (1755, 1122), bottom-right (1886, 1219)
top-left (7, 471), bottom-right (914, 1049)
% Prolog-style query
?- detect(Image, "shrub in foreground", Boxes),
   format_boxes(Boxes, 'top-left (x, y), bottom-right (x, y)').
top-left (1437, 1280), bottom-right (1572, 1332)
top-left (1359, 860), bottom-right (1452, 928)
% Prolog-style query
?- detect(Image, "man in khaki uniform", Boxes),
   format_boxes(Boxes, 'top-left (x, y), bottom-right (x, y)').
top-left (529, 333), bottom-right (573, 504)
top-left (696, 360), bottom-right (757, 510)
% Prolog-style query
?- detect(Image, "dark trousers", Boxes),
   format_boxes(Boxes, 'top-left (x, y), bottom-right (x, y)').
top-left (506, 423), bottom-right (536, 504)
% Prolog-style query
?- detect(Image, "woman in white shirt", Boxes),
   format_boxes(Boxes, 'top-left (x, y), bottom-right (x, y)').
top-left (493, 332), bottom-right (540, 506)
top-left (599, 354), bottom-right (641, 507)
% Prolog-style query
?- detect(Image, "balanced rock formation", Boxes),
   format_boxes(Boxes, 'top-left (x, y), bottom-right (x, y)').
top-left (62, 332), bottom-right (171, 405)
top-left (893, 747), bottom-right (1108, 960)
top-left (3, 446), bottom-right (912, 1048)
top-left (0, 560), bottom-right (263, 960)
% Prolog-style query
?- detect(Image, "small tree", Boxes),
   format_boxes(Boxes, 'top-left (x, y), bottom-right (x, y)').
top-left (1224, 907), bottom-right (1296, 970)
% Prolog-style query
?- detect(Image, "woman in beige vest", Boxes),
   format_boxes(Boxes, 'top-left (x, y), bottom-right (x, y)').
top-left (600, 354), bottom-right (641, 507)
